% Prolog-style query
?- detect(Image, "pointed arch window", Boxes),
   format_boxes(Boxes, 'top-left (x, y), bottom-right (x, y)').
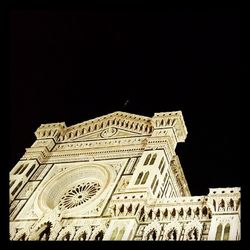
top-left (14, 164), bottom-right (24, 175)
top-left (94, 231), bottom-right (104, 241)
top-left (144, 154), bottom-right (151, 165)
top-left (141, 171), bottom-right (149, 184)
top-left (110, 227), bottom-right (118, 240)
top-left (223, 224), bottom-right (230, 240)
top-left (18, 233), bottom-right (26, 241)
top-left (149, 153), bottom-right (157, 165)
top-left (163, 172), bottom-right (168, 183)
top-left (135, 172), bottom-right (143, 185)
top-left (160, 162), bottom-right (166, 174)
top-left (167, 229), bottom-right (177, 241)
top-left (116, 227), bottom-right (125, 240)
top-left (147, 229), bottom-right (157, 241)
top-left (158, 157), bottom-right (164, 170)
top-left (19, 164), bottom-right (28, 174)
top-left (39, 222), bottom-right (52, 241)
top-left (79, 232), bottom-right (87, 241)
top-left (153, 180), bottom-right (159, 194)
top-left (151, 175), bottom-right (157, 190)
top-left (215, 224), bottom-right (222, 240)
top-left (10, 180), bottom-right (15, 188)
top-left (26, 164), bottom-right (36, 177)
top-left (11, 181), bottom-right (23, 196)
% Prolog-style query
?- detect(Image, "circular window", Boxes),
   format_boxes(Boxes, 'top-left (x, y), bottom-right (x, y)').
top-left (59, 181), bottom-right (101, 210)
top-left (34, 163), bottom-right (115, 217)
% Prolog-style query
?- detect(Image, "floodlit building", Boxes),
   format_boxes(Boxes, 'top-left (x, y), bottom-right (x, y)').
top-left (9, 111), bottom-right (241, 241)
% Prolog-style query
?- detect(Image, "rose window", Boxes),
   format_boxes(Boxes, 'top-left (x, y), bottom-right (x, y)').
top-left (59, 182), bottom-right (101, 210)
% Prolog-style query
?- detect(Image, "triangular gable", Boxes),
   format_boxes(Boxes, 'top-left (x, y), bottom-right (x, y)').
top-left (71, 127), bottom-right (143, 142)
top-left (58, 111), bottom-right (153, 142)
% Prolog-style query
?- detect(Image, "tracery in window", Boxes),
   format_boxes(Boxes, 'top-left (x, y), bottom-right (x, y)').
top-left (59, 181), bottom-right (101, 210)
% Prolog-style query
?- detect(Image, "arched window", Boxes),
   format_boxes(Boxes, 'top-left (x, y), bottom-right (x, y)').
top-left (149, 153), bottom-right (157, 165)
top-left (144, 154), bottom-right (151, 165)
top-left (163, 172), bottom-right (168, 183)
top-left (163, 208), bottom-right (168, 218)
top-left (187, 228), bottom-right (198, 241)
top-left (171, 208), bottom-right (176, 218)
top-left (147, 229), bottom-right (157, 241)
top-left (228, 199), bottom-right (234, 210)
top-left (202, 206), bottom-right (208, 216)
top-left (187, 207), bottom-right (192, 217)
top-left (167, 229), bottom-right (177, 241)
top-left (219, 199), bottom-right (225, 211)
top-left (153, 180), bottom-right (159, 194)
top-left (223, 224), bottom-right (230, 240)
top-left (10, 180), bottom-right (15, 188)
top-left (11, 181), bottom-right (22, 196)
top-left (14, 164), bottom-right (24, 175)
top-left (151, 175), bottom-right (157, 189)
top-left (160, 162), bottom-right (166, 175)
top-left (213, 199), bottom-right (216, 211)
top-left (26, 164), bottom-right (36, 177)
top-left (119, 204), bottom-right (124, 214)
top-left (236, 198), bottom-right (241, 210)
top-left (148, 209), bottom-right (153, 220)
top-left (139, 206), bottom-right (145, 221)
top-left (135, 172), bottom-right (143, 185)
top-left (110, 227), bottom-right (118, 240)
top-left (195, 207), bottom-right (200, 217)
top-left (116, 227), bottom-right (125, 240)
top-left (141, 171), bottom-right (149, 184)
top-left (18, 233), bottom-right (26, 241)
top-left (155, 209), bottom-right (160, 218)
top-left (62, 232), bottom-right (71, 241)
top-left (79, 232), bottom-right (87, 241)
top-left (39, 222), bottom-right (52, 241)
top-left (215, 224), bottom-right (222, 240)
top-left (127, 204), bottom-right (132, 214)
top-left (19, 164), bottom-right (28, 174)
top-left (94, 231), bottom-right (104, 241)
top-left (158, 157), bottom-right (164, 170)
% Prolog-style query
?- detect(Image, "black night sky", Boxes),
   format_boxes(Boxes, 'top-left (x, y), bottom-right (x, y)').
top-left (9, 9), bottom-right (241, 196)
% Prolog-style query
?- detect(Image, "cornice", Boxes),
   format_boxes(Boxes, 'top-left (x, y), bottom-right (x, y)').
top-left (34, 111), bottom-right (187, 143)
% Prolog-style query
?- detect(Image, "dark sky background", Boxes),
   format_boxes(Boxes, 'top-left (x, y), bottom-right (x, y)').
top-left (9, 9), bottom-right (241, 196)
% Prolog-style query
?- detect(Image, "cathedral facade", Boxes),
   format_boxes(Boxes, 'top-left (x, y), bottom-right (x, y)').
top-left (9, 111), bottom-right (241, 241)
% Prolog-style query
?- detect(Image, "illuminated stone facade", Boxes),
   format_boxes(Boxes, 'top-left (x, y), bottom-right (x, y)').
top-left (9, 111), bottom-right (241, 241)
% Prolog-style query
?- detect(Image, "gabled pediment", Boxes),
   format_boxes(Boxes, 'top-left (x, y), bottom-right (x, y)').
top-left (34, 111), bottom-right (188, 143)
top-left (71, 127), bottom-right (143, 142)
top-left (57, 111), bottom-right (153, 142)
